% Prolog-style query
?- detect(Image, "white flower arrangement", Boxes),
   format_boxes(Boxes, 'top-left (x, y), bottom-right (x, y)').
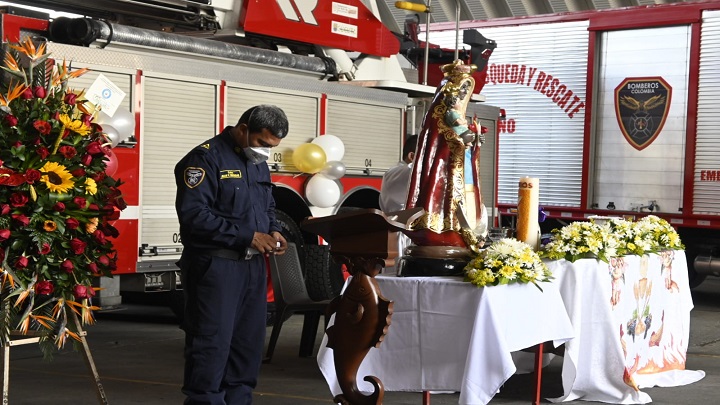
top-left (464, 238), bottom-right (553, 290)
top-left (541, 215), bottom-right (684, 263)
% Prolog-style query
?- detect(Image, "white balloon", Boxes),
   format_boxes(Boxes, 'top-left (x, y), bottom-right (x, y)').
top-left (98, 108), bottom-right (135, 139)
top-left (102, 124), bottom-right (121, 148)
top-left (305, 174), bottom-right (341, 208)
top-left (321, 161), bottom-right (346, 180)
top-left (311, 134), bottom-right (345, 162)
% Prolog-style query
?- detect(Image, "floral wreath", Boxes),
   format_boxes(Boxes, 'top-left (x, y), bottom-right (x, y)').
top-left (0, 38), bottom-right (126, 357)
top-left (464, 238), bottom-right (553, 290)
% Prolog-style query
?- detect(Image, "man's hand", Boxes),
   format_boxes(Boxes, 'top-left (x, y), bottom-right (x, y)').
top-left (251, 232), bottom-right (281, 255)
top-left (270, 231), bottom-right (288, 256)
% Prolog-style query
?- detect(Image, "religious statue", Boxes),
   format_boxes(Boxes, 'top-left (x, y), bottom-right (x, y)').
top-left (399, 60), bottom-right (488, 276)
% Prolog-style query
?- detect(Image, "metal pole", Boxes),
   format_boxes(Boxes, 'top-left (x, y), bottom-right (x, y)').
top-left (454, 0), bottom-right (460, 61)
top-left (423, 0), bottom-right (432, 85)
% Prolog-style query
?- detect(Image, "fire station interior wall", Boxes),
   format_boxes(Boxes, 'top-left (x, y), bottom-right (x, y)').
top-left (430, 21), bottom-right (589, 208)
top-left (592, 25), bottom-right (689, 213)
top-left (141, 76), bottom-right (217, 257)
top-left (695, 10), bottom-right (720, 215)
top-left (226, 85), bottom-right (319, 172)
top-left (325, 98), bottom-right (403, 174)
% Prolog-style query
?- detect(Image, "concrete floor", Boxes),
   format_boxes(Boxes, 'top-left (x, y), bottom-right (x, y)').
top-left (3, 277), bottom-right (720, 404)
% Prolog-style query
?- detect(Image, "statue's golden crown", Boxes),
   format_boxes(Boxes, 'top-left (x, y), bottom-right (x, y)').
top-left (441, 60), bottom-right (478, 77)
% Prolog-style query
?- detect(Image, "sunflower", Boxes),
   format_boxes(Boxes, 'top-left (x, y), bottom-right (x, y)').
top-left (58, 114), bottom-right (91, 136)
top-left (85, 178), bottom-right (97, 195)
top-left (40, 161), bottom-right (74, 193)
top-left (43, 220), bottom-right (57, 232)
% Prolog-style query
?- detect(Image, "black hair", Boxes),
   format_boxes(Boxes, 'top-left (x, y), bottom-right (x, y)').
top-left (237, 104), bottom-right (289, 139)
top-left (403, 135), bottom-right (418, 160)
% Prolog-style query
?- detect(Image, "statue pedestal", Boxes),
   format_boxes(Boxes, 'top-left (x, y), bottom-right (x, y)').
top-left (396, 245), bottom-right (473, 277)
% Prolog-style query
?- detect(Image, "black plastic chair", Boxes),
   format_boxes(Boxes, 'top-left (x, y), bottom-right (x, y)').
top-left (264, 242), bottom-right (331, 363)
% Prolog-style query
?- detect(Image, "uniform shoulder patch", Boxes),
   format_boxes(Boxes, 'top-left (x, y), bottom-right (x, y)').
top-left (184, 167), bottom-right (206, 188)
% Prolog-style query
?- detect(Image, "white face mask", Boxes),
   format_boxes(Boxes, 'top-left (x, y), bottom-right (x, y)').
top-left (243, 129), bottom-right (271, 164)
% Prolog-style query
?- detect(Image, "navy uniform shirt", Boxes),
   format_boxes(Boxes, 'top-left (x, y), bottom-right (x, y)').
top-left (174, 126), bottom-right (281, 251)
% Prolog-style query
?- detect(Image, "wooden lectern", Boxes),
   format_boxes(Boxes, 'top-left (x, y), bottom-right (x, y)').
top-left (301, 208), bottom-right (422, 405)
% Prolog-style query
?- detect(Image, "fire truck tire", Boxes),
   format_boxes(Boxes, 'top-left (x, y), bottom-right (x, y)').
top-left (275, 209), bottom-right (306, 274)
top-left (685, 249), bottom-right (707, 289)
top-left (304, 244), bottom-right (343, 301)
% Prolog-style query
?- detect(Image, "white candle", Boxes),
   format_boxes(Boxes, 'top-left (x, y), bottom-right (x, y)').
top-left (517, 177), bottom-right (540, 250)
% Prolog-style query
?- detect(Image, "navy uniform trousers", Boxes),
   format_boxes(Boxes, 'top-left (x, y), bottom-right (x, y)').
top-left (181, 252), bottom-right (267, 405)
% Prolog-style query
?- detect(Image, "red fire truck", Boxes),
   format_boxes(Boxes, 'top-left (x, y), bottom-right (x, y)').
top-left (0, 0), bottom-right (500, 316)
top-left (427, 0), bottom-right (720, 288)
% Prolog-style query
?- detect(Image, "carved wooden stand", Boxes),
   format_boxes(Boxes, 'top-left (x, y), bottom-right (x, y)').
top-left (1, 311), bottom-right (108, 404)
top-left (302, 208), bottom-right (421, 405)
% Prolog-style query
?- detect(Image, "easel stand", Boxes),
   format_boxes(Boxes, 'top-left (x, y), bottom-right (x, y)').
top-left (1, 311), bottom-right (108, 404)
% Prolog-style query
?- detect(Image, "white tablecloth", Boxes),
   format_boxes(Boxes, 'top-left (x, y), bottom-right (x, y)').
top-left (317, 276), bottom-right (575, 405)
top-left (547, 251), bottom-right (705, 404)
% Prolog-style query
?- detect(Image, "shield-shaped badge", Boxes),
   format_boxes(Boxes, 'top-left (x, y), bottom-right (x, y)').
top-left (614, 77), bottom-right (672, 151)
top-left (184, 167), bottom-right (205, 188)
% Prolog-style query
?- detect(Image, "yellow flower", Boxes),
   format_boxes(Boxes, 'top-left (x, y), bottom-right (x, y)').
top-left (40, 161), bottom-right (74, 193)
top-left (86, 217), bottom-right (99, 234)
top-left (85, 178), bottom-right (98, 195)
top-left (58, 114), bottom-right (91, 136)
top-left (43, 220), bottom-right (57, 232)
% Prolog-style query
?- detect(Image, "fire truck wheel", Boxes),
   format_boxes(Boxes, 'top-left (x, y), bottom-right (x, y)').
top-left (304, 244), bottom-right (344, 301)
top-left (275, 209), bottom-right (306, 274)
top-left (685, 249), bottom-right (707, 289)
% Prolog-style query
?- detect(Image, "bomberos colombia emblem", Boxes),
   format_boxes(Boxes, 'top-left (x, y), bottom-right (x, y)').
top-left (614, 77), bottom-right (672, 151)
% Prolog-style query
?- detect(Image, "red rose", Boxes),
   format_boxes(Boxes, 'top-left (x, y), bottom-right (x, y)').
top-left (53, 202), bottom-right (66, 212)
top-left (98, 255), bottom-right (111, 266)
top-left (61, 259), bottom-right (74, 273)
top-left (73, 285), bottom-right (95, 299)
top-left (35, 280), bottom-right (54, 295)
top-left (58, 146), bottom-right (77, 159)
top-left (21, 87), bottom-right (33, 99)
top-left (64, 93), bottom-right (77, 105)
top-left (87, 262), bottom-right (100, 274)
top-left (66, 218), bottom-right (80, 229)
top-left (104, 206), bottom-right (121, 221)
top-left (23, 169), bottom-right (41, 184)
top-left (81, 154), bottom-right (93, 166)
top-left (4, 115), bottom-right (17, 127)
top-left (39, 243), bottom-right (51, 255)
top-left (10, 192), bottom-right (28, 207)
top-left (69, 238), bottom-right (87, 254)
top-left (0, 229), bottom-right (10, 242)
top-left (33, 86), bottom-right (46, 99)
top-left (70, 168), bottom-right (86, 177)
top-left (93, 230), bottom-right (106, 244)
top-left (15, 256), bottom-right (28, 269)
top-left (33, 120), bottom-right (52, 135)
top-left (81, 114), bottom-right (92, 127)
top-left (0, 204), bottom-right (9, 215)
top-left (86, 141), bottom-right (104, 156)
top-left (11, 214), bottom-right (29, 227)
top-left (73, 197), bottom-right (87, 209)
top-left (92, 171), bottom-right (106, 182)
top-left (89, 203), bottom-right (99, 211)
top-left (37, 146), bottom-right (50, 159)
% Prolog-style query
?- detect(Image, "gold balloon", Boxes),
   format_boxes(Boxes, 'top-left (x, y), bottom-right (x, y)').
top-left (292, 143), bottom-right (327, 174)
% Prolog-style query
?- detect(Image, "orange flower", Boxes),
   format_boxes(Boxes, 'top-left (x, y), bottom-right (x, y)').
top-left (0, 82), bottom-right (28, 107)
top-left (43, 220), bottom-right (57, 232)
top-left (9, 37), bottom-right (47, 62)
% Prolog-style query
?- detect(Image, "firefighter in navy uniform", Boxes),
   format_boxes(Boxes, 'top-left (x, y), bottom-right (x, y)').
top-left (174, 104), bottom-right (289, 405)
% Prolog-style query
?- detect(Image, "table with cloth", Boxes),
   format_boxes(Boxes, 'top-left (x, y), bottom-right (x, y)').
top-left (316, 276), bottom-right (575, 405)
top-left (547, 250), bottom-right (705, 404)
